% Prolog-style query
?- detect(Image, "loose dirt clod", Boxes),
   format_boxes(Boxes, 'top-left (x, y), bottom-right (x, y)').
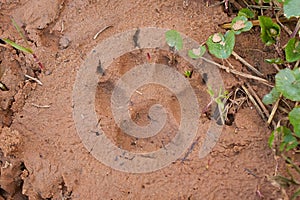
top-left (0, 127), bottom-right (22, 157)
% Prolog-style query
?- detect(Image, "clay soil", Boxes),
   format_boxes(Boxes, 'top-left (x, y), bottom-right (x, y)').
top-left (0, 0), bottom-right (293, 199)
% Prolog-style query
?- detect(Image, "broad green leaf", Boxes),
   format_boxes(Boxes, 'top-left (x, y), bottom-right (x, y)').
top-left (207, 31), bottom-right (235, 59)
top-left (231, 16), bottom-right (253, 35)
top-left (275, 68), bottom-right (300, 101)
top-left (2, 38), bottom-right (33, 54)
top-left (165, 30), bottom-right (183, 51)
top-left (258, 16), bottom-right (280, 46)
top-left (283, 132), bottom-right (298, 151)
top-left (188, 46), bottom-right (206, 59)
top-left (238, 8), bottom-right (255, 19)
top-left (262, 87), bottom-right (281, 105)
top-left (265, 58), bottom-right (284, 64)
top-left (289, 107), bottom-right (300, 136)
top-left (285, 38), bottom-right (300, 63)
top-left (294, 67), bottom-right (300, 80)
top-left (283, 0), bottom-right (300, 19)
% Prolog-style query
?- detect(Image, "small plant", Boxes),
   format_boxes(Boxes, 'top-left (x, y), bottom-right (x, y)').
top-left (188, 46), bottom-right (206, 59)
top-left (1, 17), bottom-right (45, 71)
top-left (206, 31), bottom-right (235, 59)
top-left (184, 70), bottom-right (192, 78)
top-left (259, 16), bottom-right (281, 46)
top-left (207, 86), bottom-right (229, 125)
top-left (165, 30), bottom-right (229, 124)
top-left (165, 30), bottom-right (183, 51)
top-left (257, 0), bottom-right (300, 198)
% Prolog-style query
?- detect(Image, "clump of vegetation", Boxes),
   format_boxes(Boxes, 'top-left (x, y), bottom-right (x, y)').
top-left (166, 0), bottom-right (300, 197)
top-left (1, 17), bottom-right (45, 71)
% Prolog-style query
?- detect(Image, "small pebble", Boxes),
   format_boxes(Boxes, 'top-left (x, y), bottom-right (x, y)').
top-left (44, 70), bottom-right (52, 76)
top-left (59, 36), bottom-right (71, 49)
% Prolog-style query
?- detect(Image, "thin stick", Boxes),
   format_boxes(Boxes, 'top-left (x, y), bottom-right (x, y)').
top-left (232, 51), bottom-right (264, 77)
top-left (31, 103), bottom-right (51, 108)
top-left (277, 106), bottom-right (289, 114)
top-left (241, 84), bottom-right (267, 121)
top-left (282, 154), bottom-right (300, 175)
top-left (272, 63), bottom-right (280, 72)
top-left (276, 12), bottom-right (293, 36)
top-left (267, 94), bottom-right (282, 125)
top-left (246, 83), bottom-right (270, 117)
top-left (200, 56), bottom-right (273, 87)
top-left (221, 17), bottom-right (298, 29)
top-left (25, 74), bottom-right (43, 85)
top-left (93, 25), bottom-right (113, 40)
top-left (246, 82), bottom-right (276, 127)
top-left (0, 44), bottom-right (9, 49)
top-left (291, 18), bottom-right (300, 38)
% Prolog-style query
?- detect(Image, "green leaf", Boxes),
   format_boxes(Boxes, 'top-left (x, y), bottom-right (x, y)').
top-left (207, 31), bottom-right (235, 59)
top-left (283, 132), bottom-right (298, 151)
top-left (2, 38), bottom-right (33, 54)
top-left (188, 46), bottom-right (206, 59)
top-left (238, 8), bottom-right (255, 19)
top-left (289, 107), bottom-right (300, 136)
top-left (285, 38), bottom-right (300, 63)
top-left (265, 58), bottom-right (284, 64)
top-left (268, 130), bottom-right (275, 148)
top-left (258, 16), bottom-right (280, 46)
top-left (283, 0), bottom-right (300, 19)
top-left (277, 126), bottom-right (298, 152)
top-left (165, 30), bottom-right (183, 51)
top-left (262, 87), bottom-right (281, 105)
top-left (184, 70), bottom-right (192, 78)
top-left (275, 68), bottom-right (300, 101)
top-left (207, 85), bottom-right (214, 97)
top-left (231, 16), bottom-right (253, 35)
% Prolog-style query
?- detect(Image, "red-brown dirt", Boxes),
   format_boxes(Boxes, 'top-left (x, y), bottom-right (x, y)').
top-left (0, 0), bottom-right (290, 199)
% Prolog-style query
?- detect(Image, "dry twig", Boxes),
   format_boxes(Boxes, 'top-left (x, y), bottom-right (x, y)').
top-left (267, 94), bottom-right (282, 125)
top-left (93, 25), bottom-right (113, 40)
top-left (201, 56), bottom-right (273, 87)
top-left (31, 103), bottom-right (51, 108)
top-left (25, 74), bottom-right (43, 85)
top-left (232, 51), bottom-right (264, 77)
top-left (241, 84), bottom-right (267, 121)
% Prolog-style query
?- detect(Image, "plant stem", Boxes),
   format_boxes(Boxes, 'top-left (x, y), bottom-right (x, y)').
top-left (232, 51), bottom-right (264, 77)
top-left (267, 94), bottom-right (282, 125)
top-left (282, 154), bottom-right (300, 175)
top-left (200, 56), bottom-right (272, 87)
top-left (291, 18), bottom-right (300, 38)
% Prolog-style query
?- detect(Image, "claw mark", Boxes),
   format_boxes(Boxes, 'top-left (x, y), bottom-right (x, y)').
top-left (133, 28), bottom-right (140, 48)
top-left (97, 59), bottom-right (104, 75)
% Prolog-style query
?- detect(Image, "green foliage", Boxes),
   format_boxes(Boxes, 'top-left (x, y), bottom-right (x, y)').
top-left (188, 46), bottom-right (206, 59)
top-left (238, 8), bottom-right (255, 19)
top-left (206, 31), bottom-right (235, 59)
top-left (269, 126), bottom-right (299, 152)
top-left (165, 30), bottom-right (183, 51)
top-left (289, 107), bottom-right (300, 136)
top-left (258, 16), bottom-right (281, 46)
top-left (207, 86), bottom-right (229, 125)
top-left (265, 58), bottom-right (284, 64)
top-left (275, 68), bottom-right (300, 101)
top-left (2, 38), bottom-right (33, 54)
top-left (231, 16), bottom-right (253, 35)
top-left (262, 87), bottom-right (280, 104)
top-left (283, 0), bottom-right (300, 19)
top-left (184, 70), bottom-right (192, 78)
top-left (285, 38), bottom-right (300, 63)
